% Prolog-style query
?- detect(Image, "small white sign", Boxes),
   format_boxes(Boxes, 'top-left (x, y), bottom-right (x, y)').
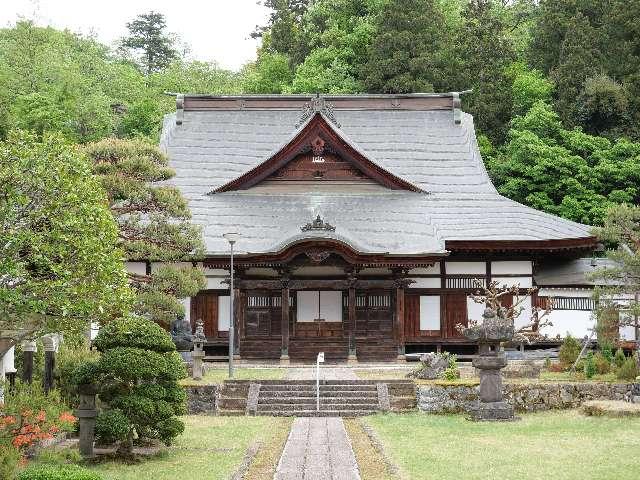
top-left (317, 352), bottom-right (325, 363)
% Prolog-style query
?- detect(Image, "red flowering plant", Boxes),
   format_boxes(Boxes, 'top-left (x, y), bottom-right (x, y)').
top-left (0, 382), bottom-right (76, 460)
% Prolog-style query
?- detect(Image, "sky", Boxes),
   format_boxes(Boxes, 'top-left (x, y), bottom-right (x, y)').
top-left (0, 0), bottom-right (270, 71)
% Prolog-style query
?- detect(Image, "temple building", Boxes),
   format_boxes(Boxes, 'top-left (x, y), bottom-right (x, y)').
top-left (135, 93), bottom-right (634, 362)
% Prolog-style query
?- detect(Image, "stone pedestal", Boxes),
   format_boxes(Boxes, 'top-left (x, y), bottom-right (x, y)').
top-left (279, 354), bottom-right (290, 366)
top-left (347, 354), bottom-right (358, 365)
top-left (469, 350), bottom-right (515, 421)
top-left (192, 349), bottom-right (205, 381)
top-left (75, 385), bottom-right (98, 458)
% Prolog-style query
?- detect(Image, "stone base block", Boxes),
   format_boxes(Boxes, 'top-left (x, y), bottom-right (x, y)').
top-left (468, 401), bottom-right (517, 421)
top-left (280, 355), bottom-right (290, 366)
top-left (396, 355), bottom-right (407, 363)
top-left (347, 354), bottom-right (358, 365)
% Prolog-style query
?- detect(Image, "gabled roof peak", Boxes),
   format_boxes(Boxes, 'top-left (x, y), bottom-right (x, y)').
top-left (211, 112), bottom-right (424, 194)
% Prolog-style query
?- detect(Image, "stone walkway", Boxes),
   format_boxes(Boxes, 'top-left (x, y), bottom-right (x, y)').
top-left (284, 367), bottom-right (358, 381)
top-left (274, 417), bottom-right (361, 480)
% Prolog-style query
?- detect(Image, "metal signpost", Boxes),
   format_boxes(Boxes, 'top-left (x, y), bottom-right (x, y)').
top-left (316, 351), bottom-right (325, 411)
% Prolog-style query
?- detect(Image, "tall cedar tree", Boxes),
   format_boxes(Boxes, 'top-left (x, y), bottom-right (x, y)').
top-left (121, 12), bottom-right (177, 75)
top-left (84, 139), bottom-right (205, 329)
top-left (251, 0), bottom-right (310, 65)
top-left (361, 0), bottom-right (451, 94)
top-left (0, 131), bottom-right (132, 357)
top-left (590, 204), bottom-right (640, 364)
top-left (456, 0), bottom-right (515, 142)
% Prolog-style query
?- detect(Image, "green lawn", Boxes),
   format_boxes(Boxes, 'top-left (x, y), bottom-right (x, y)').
top-left (88, 416), bottom-right (287, 480)
top-left (365, 411), bottom-right (640, 480)
top-left (180, 367), bottom-right (285, 385)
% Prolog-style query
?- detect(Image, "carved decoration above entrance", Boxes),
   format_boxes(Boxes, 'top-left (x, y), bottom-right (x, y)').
top-left (305, 250), bottom-right (332, 264)
top-left (301, 215), bottom-right (336, 233)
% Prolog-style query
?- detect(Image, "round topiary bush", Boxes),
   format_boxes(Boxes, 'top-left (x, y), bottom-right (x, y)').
top-left (16, 464), bottom-right (103, 480)
top-left (87, 315), bottom-right (187, 454)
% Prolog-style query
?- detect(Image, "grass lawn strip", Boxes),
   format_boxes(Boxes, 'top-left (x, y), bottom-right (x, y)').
top-left (365, 410), bottom-right (640, 480)
top-left (180, 367), bottom-right (285, 385)
top-left (87, 416), bottom-right (280, 480)
top-left (244, 417), bottom-right (293, 480)
top-left (343, 418), bottom-right (401, 480)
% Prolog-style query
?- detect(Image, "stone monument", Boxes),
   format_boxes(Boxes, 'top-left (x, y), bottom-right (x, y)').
top-left (192, 320), bottom-right (206, 381)
top-left (75, 383), bottom-right (98, 458)
top-left (463, 306), bottom-right (516, 421)
top-left (170, 313), bottom-right (194, 363)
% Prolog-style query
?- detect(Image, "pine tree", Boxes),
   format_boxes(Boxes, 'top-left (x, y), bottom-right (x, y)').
top-left (84, 138), bottom-right (205, 329)
top-left (361, 0), bottom-right (453, 94)
top-left (121, 11), bottom-right (177, 74)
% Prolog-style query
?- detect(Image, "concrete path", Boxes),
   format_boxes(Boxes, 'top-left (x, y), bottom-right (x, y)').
top-left (274, 417), bottom-right (360, 480)
top-left (284, 367), bottom-right (357, 381)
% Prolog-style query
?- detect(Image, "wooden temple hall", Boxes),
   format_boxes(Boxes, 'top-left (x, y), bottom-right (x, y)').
top-left (153, 93), bottom-right (599, 362)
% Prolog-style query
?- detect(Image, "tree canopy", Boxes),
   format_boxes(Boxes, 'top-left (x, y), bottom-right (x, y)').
top-left (0, 131), bottom-right (132, 355)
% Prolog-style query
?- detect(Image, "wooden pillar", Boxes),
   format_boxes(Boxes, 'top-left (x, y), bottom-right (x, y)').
top-left (233, 288), bottom-right (242, 358)
top-left (281, 279), bottom-right (290, 364)
top-left (348, 285), bottom-right (357, 363)
top-left (21, 341), bottom-right (36, 384)
top-left (395, 285), bottom-right (406, 361)
top-left (42, 336), bottom-right (57, 394)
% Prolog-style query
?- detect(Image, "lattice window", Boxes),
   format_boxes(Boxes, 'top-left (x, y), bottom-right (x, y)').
top-left (247, 295), bottom-right (281, 308)
top-left (445, 277), bottom-right (486, 289)
top-left (546, 296), bottom-right (594, 311)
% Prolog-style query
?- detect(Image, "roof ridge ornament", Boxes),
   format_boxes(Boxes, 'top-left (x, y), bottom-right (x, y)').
top-left (301, 215), bottom-right (336, 232)
top-left (296, 94), bottom-right (341, 129)
top-left (451, 90), bottom-right (472, 125)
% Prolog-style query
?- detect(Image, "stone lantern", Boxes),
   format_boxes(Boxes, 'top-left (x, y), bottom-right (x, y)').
top-left (463, 306), bottom-right (516, 421)
top-left (192, 320), bottom-right (206, 381)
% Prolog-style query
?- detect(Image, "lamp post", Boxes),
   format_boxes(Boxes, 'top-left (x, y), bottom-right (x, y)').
top-left (223, 232), bottom-right (240, 378)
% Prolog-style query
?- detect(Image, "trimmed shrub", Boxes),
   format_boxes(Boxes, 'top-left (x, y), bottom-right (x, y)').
top-left (16, 464), bottom-right (103, 480)
top-left (85, 315), bottom-right (187, 454)
top-left (95, 410), bottom-right (130, 445)
top-left (559, 335), bottom-right (581, 368)
top-left (616, 356), bottom-right (640, 381)
top-left (441, 354), bottom-right (460, 381)
top-left (584, 352), bottom-right (597, 379)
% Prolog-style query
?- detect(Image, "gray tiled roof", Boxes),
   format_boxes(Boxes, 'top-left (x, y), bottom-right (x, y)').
top-left (160, 105), bottom-right (593, 255)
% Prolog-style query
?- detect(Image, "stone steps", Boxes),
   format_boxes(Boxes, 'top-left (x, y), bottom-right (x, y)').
top-left (256, 410), bottom-right (377, 417)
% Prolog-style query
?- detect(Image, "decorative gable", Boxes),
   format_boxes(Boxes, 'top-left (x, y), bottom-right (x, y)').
top-left (213, 113), bottom-right (422, 193)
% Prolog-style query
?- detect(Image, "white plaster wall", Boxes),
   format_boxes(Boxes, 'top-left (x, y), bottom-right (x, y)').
top-left (491, 261), bottom-right (532, 275)
top-left (206, 277), bottom-right (227, 289)
top-left (218, 296), bottom-right (230, 331)
top-left (619, 313), bottom-right (638, 341)
top-left (545, 310), bottom-right (594, 339)
top-left (419, 296), bottom-right (440, 330)
top-left (408, 278), bottom-right (441, 289)
top-left (446, 261), bottom-right (486, 275)
top-left (182, 297), bottom-right (191, 323)
top-left (514, 296), bottom-right (533, 330)
top-left (492, 276), bottom-right (533, 288)
top-left (125, 262), bottom-right (146, 275)
top-left (467, 297), bottom-right (485, 323)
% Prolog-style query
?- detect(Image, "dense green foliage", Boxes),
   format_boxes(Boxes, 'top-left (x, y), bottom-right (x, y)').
top-left (0, 131), bottom-right (132, 355)
top-left (16, 464), bottom-right (103, 480)
top-left (84, 138), bottom-right (205, 328)
top-left (86, 316), bottom-right (187, 454)
top-left (558, 335), bottom-right (581, 368)
top-left (1, 3), bottom-right (640, 226)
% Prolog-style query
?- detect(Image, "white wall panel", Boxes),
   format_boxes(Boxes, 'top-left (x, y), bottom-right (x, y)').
top-left (297, 291), bottom-right (319, 322)
top-left (491, 261), bottom-right (532, 275)
top-left (492, 277), bottom-right (533, 288)
top-left (217, 296), bottom-right (230, 331)
top-left (514, 296), bottom-right (532, 330)
top-left (320, 291), bottom-right (343, 322)
top-left (467, 297), bottom-right (485, 323)
top-left (206, 277), bottom-right (227, 289)
top-left (181, 297), bottom-right (191, 323)
top-left (408, 278), bottom-right (441, 289)
top-left (446, 262), bottom-right (486, 275)
top-left (545, 310), bottom-right (593, 339)
top-left (419, 296), bottom-right (440, 330)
